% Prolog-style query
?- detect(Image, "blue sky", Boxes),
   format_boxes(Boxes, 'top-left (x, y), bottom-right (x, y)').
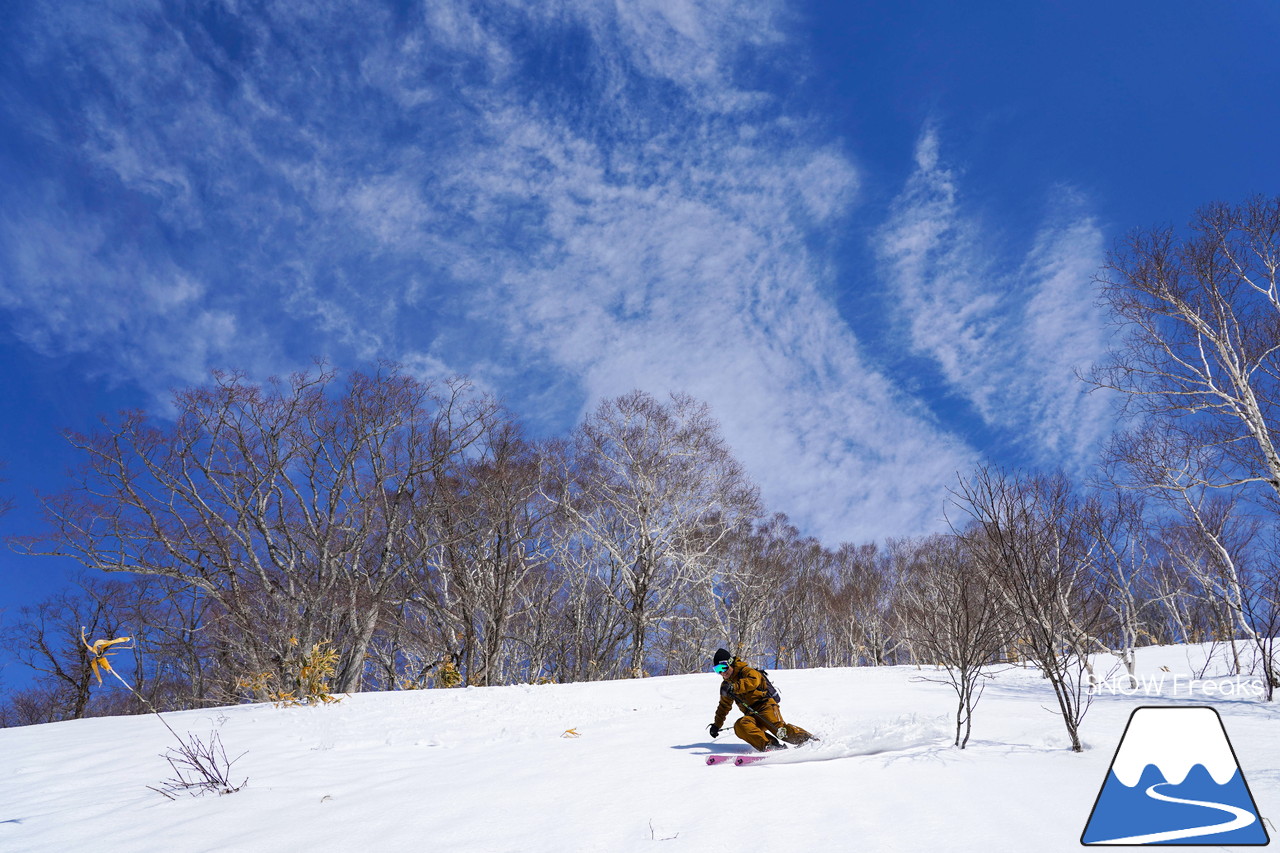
top-left (1, 1), bottom-right (1279, 621)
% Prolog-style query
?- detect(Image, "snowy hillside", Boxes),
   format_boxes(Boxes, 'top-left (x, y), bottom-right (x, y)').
top-left (2, 644), bottom-right (1277, 852)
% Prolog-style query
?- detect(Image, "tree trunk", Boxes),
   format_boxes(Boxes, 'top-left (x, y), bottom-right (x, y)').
top-left (336, 606), bottom-right (381, 694)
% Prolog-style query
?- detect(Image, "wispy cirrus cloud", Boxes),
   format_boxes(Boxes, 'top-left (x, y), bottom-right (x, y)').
top-left (463, 110), bottom-right (973, 539)
top-left (1, 1), bottom-right (1085, 543)
top-left (0, 186), bottom-right (242, 385)
top-left (875, 127), bottom-right (1111, 473)
top-left (395, 4), bottom-right (973, 539)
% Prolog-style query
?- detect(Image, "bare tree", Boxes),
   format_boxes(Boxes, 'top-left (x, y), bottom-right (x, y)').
top-left (542, 543), bottom-right (630, 681)
top-left (761, 540), bottom-right (830, 671)
top-left (821, 541), bottom-right (906, 667)
top-left (1144, 553), bottom-right (1204, 645)
top-left (400, 415), bottom-right (554, 686)
top-left (707, 514), bottom-right (804, 661)
top-left (1163, 494), bottom-right (1261, 670)
top-left (1091, 198), bottom-right (1280, 682)
top-left (900, 535), bottom-right (1006, 748)
top-left (503, 561), bottom-right (574, 682)
top-left (1091, 197), bottom-right (1280, 505)
top-left (954, 468), bottom-right (1105, 753)
top-left (3, 574), bottom-right (134, 721)
top-left (1077, 491), bottom-right (1158, 688)
top-left (545, 391), bottom-right (761, 679)
top-left (1239, 555), bottom-right (1280, 700)
top-left (1107, 420), bottom-right (1272, 669)
top-left (24, 365), bottom-right (493, 695)
top-left (115, 575), bottom-right (223, 710)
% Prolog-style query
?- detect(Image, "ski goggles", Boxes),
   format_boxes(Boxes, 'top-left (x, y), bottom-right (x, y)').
top-left (713, 662), bottom-right (731, 674)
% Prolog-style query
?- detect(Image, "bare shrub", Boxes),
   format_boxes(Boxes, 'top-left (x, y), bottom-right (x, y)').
top-left (150, 725), bottom-right (247, 799)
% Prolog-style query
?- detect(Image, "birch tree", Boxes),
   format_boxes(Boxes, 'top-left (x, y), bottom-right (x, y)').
top-left (1090, 197), bottom-right (1280, 505)
top-left (546, 391), bottom-right (760, 678)
top-left (1107, 424), bottom-right (1274, 677)
top-left (900, 535), bottom-right (1006, 748)
top-left (708, 514), bottom-right (804, 661)
top-left (825, 541), bottom-right (905, 667)
top-left (403, 416), bottom-right (553, 686)
top-left (953, 468), bottom-right (1105, 752)
top-left (1078, 492), bottom-right (1155, 688)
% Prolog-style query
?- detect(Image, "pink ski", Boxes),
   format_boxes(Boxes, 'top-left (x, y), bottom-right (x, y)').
top-left (705, 753), bottom-right (770, 765)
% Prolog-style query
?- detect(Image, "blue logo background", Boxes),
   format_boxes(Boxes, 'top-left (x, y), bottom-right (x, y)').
top-left (1083, 764), bottom-right (1267, 845)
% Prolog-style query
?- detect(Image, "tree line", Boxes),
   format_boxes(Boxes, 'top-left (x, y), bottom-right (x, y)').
top-left (3, 198), bottom-right (1280, 754)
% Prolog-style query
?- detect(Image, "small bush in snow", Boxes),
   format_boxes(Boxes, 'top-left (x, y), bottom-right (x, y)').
top-left (81, 628), bottom-right (248, 798)
top-left (151, 727), bottom-right (247, 799)
top-left (243, 639), bottom-right (343, 707)
top-left (433, 657), bottom-right (463, 688)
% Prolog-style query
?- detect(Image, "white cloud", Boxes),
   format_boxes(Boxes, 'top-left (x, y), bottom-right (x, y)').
top-left (447, 98), bottom-right (973, 541)
top-left (875, 128), bottom-right (1112, 472)
top-left (344, 175), bottom-right (434, 247)
top-left (0, 196), bottom-right (245, 390)
top-left (1018, 191), bottom-right (1114, 466)
top-left (876, 127), bottom-right (1004, 417)
top-left (2, 1), bottom-right (1080, 544)
top-left (555, 0), bottom-right (788, 111)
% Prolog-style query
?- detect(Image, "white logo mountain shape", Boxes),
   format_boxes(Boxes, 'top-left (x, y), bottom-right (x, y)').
top-left (1111, 706), bottom-right (1240, 786)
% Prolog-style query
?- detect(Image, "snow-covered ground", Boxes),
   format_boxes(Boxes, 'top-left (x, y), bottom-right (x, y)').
top-left (2, 644), bottom-right (1277, 852)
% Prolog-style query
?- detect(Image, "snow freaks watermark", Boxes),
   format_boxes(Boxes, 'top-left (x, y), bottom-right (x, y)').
top-left (1089, 673), bottom-right (1266, 699)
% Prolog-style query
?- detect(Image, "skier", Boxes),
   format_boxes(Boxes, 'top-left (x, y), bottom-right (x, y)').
top-left (706, 648), bottom-right (816, 752)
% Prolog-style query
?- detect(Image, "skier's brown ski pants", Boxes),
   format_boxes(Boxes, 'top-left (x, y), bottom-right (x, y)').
top-left (732, 701), bottom-right (814, 751)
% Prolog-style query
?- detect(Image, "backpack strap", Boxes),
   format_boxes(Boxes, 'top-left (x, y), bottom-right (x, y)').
top-left (757, 669), bottom-right (781, 703)
top-left (726, 666), bottom-right (779, 714)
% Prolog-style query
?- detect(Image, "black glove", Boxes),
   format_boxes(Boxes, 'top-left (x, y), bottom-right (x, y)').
top-left (707, 723), bottom-right (721, 738)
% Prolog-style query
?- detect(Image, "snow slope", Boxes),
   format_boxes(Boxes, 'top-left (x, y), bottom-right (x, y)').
top-left (1, 644), bottom-right (1277, 852)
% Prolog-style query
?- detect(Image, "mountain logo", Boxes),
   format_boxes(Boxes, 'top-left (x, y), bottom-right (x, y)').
top-left (1081, 706), bottom-right (1269, 846)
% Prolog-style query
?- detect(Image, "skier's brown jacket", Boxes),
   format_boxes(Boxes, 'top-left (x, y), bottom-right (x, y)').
top-left (711, 661), bottom-right (776, 728)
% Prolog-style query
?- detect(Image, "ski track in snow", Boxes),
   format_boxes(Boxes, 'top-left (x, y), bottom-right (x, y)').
top-left (746, 714), bottom-right (953, 766)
